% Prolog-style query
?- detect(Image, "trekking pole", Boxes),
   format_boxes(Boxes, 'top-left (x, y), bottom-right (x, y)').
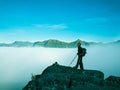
top-left (68, 54), bottom-right (77, 66)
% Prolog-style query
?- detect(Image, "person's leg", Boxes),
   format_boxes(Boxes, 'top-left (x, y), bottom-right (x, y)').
top-left (80, 57), bottom-right (84, 70)
top-left (75, 59), bottom-right (79, 69)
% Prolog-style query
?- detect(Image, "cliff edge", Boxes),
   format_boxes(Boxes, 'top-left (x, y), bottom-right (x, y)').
top-left (23, 62), bottom-right (120, 90)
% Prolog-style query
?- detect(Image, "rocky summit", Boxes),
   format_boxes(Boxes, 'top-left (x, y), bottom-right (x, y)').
top-left (23, 62), bottom-right (120, 90)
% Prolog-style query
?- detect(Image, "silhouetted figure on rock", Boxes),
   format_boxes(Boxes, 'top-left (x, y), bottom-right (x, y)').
top-left (74, 42), bottom-right (86, 70)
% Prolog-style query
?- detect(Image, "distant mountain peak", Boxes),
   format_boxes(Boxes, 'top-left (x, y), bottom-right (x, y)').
top-left (75, 39), bottom-right (83, 43)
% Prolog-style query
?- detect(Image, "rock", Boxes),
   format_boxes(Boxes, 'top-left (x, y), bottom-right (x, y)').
top-left (104, 76), bottom-right (120, 87)
top-left (23, 62), bottom-right (120, 90)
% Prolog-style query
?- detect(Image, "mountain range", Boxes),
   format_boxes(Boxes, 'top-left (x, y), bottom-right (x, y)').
top-left (0, 39), bottom-right (120, 48)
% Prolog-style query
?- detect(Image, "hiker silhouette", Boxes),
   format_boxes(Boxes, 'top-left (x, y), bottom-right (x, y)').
top-left (74, 42), bottom-right (86, 70)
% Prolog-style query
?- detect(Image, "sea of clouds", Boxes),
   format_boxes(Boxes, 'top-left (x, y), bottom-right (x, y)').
top-left (0, 45), bottom-right (120, 90)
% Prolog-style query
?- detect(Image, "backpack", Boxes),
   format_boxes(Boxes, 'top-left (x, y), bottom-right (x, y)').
top-left (82, 48), bottom-right (87, 56)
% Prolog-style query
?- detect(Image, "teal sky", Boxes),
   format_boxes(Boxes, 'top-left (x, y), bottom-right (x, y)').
top-left (0, 0), bottom-right (120, 42)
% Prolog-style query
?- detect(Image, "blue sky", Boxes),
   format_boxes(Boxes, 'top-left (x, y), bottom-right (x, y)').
top-left (0, 0), bottom-right (120, 42)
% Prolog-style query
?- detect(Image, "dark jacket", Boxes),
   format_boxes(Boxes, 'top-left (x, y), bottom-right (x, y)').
top-left (78, 46), bottom-right (83, 55)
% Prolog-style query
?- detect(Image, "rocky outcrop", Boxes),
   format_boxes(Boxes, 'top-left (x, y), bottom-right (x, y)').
top-left (104, 76), bottom-right (120, 87)
top-left (23, 62), bottom-right (120, 90)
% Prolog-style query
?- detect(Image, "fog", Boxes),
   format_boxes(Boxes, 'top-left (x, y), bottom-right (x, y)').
top-left (0, 45), bottom-right (120, 90)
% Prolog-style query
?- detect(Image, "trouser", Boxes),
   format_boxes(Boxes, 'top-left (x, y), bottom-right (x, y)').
top-left (75, 55), bottom-right (83, 70)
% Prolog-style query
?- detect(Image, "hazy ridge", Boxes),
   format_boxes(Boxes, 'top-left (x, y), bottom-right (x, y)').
top-left (0, 39), bottom-right (120, 48)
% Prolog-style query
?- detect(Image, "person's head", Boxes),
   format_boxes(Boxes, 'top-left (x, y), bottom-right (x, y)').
top-left (77, 42), bottom-right (81, 47)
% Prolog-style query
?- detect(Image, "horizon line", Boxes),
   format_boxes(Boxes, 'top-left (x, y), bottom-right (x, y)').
top-left (0, 39), bottom-right (119, 44)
